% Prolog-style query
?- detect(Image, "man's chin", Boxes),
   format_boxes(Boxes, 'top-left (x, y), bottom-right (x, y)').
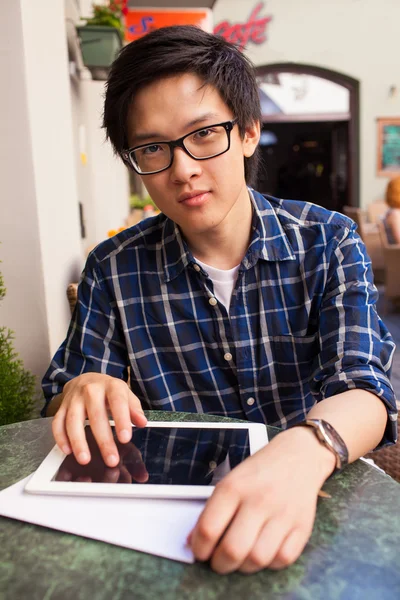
top-left (178, 217), bottom-right (222, 238)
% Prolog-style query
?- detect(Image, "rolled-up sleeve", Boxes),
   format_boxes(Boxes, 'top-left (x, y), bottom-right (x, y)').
top-left (41, 254), bottom-right (128, 417)
top-left (310, 221), bottom-right (398, 447)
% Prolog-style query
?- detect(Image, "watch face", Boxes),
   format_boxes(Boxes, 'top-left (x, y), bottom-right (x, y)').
top-left (307, 419), bottom-right (349, 468)
top-left (323, 420), bottom-right (340, 440)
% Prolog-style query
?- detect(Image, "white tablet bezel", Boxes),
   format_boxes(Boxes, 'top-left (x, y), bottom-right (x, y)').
top-left (25, 420), bottom-right (268, 499)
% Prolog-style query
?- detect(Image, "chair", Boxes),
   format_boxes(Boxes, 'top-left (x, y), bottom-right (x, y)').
top-left (377, 220), bottom-right (400, 311)
top-left (367, 199), bottom-right (387, 224)
top-left (365, 402), bottom-right (400, 482)
top-left (342, 206), bottom-right (384, 281)
top-left (66, 283), bottom-right (78, 315)
top-left (342, 206), bottom-right (367, 234)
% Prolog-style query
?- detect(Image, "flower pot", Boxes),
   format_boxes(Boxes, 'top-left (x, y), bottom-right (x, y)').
top-left (77, 25), bottom-right (122, 69)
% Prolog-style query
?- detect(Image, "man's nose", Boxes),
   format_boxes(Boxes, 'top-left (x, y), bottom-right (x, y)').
top-left (169, 147), bottom-right (202, 182)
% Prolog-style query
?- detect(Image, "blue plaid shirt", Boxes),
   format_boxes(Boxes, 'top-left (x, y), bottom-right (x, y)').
top-left (42, 190), bottom-right (397, 445)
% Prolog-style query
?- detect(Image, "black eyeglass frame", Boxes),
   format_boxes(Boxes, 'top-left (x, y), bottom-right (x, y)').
top-left (121, 119), bottom-right (238, 175)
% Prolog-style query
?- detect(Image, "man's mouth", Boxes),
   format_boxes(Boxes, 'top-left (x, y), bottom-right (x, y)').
top-left (178, 191), bottom-right (210, 206)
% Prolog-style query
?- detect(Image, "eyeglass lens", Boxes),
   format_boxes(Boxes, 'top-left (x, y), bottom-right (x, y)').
top-left (131, 125), bottom-right (230, 174)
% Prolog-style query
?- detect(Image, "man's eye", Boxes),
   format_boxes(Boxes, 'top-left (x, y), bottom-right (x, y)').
top-left (195, 128), bottom-right (213, 139)
top-left (142, 145), bottom-right (162, 155)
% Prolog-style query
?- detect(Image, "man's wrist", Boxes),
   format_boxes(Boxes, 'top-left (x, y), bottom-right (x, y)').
top-left (294, 418), bottom-right (349, 477)
top-left (282, 426), bottom-right (337, 482)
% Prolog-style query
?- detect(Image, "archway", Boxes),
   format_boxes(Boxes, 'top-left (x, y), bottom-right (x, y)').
top-left (255, 64), bottom-right (360, 211)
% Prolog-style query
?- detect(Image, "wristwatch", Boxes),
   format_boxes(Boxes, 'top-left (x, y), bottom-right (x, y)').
top-left (294, 419), bottom-right (349, 476)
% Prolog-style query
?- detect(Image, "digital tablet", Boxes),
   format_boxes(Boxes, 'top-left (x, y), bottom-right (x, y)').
top-left (25, 421), bottom-right (268, 499)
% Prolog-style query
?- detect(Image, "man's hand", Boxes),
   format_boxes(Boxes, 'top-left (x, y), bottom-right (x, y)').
top-left (188, 426), bottom-right (335, 574)
top-left (51, 373), bottom-right (147, 468)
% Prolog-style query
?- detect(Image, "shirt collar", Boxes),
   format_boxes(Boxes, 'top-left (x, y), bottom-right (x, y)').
top-left (161, 188), bottom-right (296, 283)
top-left (161, 219), bottom-right (194, 283)
top-left (244, 188), bottom-right (296, 268)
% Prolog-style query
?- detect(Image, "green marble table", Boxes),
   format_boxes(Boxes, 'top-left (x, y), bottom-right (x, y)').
top-left (1, 413), bottom-right (400, 600)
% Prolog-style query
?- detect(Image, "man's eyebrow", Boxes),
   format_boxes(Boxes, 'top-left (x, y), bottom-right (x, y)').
top-left (130, 113), bottom-right (222, 145)
top-left (185, 113), bottom-right (221, 129)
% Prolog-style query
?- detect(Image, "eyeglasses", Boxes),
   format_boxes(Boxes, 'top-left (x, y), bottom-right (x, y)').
top-left (121, 119), bottom-right (238, 175)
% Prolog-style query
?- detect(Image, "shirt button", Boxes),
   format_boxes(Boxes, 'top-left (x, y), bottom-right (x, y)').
top-left (247, 397), bottom-right (255, 406)
top-left (209, 460), bottom-right (217, 470)
top-left (224, 352), bottom-right (233, 361)
top-left (209, 297), bottom-right (218, 306)
top-left (193, 264), bottom-right (201, 272)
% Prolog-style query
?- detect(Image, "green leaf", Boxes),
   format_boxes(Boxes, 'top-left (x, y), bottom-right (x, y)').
top-left (0, 258), bottom-right (37, 425)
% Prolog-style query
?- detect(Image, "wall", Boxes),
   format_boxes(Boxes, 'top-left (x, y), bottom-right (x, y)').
top-left (67, 0), bottom-right (131, 251)
top-left (0, 0), bottom-right (83, 385)
top-left (79, 81), bottom-right (130, 248)
top-left (0, 0), bottom-right (131, 401)
top-left (213, 0), bottom-right (400, 207)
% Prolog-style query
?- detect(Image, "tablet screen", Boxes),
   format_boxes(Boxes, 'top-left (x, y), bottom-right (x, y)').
top-left (54, 425), bottom-right (250, 486)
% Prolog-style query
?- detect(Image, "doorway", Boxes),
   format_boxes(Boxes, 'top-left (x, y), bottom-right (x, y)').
top-left (255, 65), bottom-right (360, 211)
top-left (257, 120), bottom-right (349, 212)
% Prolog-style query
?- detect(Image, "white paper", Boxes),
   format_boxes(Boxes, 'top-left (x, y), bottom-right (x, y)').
top-left (0, 475), bottom-right (206, 563)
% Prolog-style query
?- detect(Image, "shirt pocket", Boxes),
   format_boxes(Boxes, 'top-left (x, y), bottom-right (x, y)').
top-left (262, 333), bottom-right (319, 389)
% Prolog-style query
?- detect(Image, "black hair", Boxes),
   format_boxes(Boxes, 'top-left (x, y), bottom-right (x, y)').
top-left (103, 25), bottom-right (261, 186)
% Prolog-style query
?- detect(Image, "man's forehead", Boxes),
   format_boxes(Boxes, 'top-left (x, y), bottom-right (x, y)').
top-left (126, 75), bottom-right (230, 145)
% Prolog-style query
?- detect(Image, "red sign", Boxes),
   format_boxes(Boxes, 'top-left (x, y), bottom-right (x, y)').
top-left (213, 3), bottom-right (272, 51)
top-left (125, 9), bottom-right (212, 42)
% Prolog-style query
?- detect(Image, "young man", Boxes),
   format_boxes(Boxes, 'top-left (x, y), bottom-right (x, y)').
top-left (42, 26), bottom-right (397, 574)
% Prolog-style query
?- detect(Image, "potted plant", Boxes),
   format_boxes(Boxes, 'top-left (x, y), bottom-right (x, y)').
top-left (126, 194), bottom-right (160, 226)
top-left (77, 1), bottom-right (128, 74)
top-left (0, 263), bottom-right (36, 425)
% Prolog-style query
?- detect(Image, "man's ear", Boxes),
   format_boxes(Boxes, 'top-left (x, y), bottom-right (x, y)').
top-left (242, 120), bottom-right (261, 158)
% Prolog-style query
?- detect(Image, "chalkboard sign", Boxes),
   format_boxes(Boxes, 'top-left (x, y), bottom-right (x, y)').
top-left (377, 117), bottom-right (400, 176)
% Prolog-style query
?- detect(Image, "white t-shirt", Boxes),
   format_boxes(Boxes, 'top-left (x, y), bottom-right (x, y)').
top-left (194, 258), bottom-right (240, 312)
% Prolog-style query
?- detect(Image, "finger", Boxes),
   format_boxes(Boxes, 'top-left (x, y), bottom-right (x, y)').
top-left (85, 390), bottom-right (120, 468)
top-left (209, 502), bottom-right (266, 574)
top-left (239, 517), bottom-right (291, 574)
top-left (128, 391), bottom-right (147, 428)
top-left (56, 469), bottom-right (72, 482)
top-left (268, 528), bottom-right (309, 571)
top-left (117, 465), bottom-right (132, 484)
top-left (52, 405), bottom-right (72, 455)
top-left (65, 400), bottom-right (91, 465)
top-left (106, 383), bottom-right (133, 444)
top-left (118, 440), bottom-right (135, 458)
top-left (131, 462), bottom-right (149, 483)
top-left (126, 446), bottom-right (149, 483)
top-left (190, 481), bottom-right (241, 562)
top-left (103, 467), bottom-right (121, 484)
top-left (76, 476), bottom-right (92, 482)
